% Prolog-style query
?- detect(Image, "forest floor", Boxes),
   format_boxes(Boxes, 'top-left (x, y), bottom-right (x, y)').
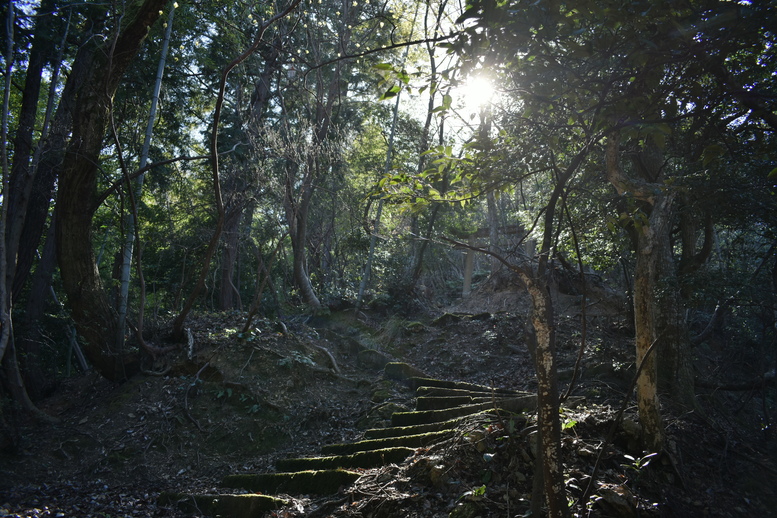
top-left (1, 280), bottom-right (776, 517)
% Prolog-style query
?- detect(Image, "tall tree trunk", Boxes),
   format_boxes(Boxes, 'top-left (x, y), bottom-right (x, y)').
top-left (171, 0), bottom-right (302, 339)
top-left (5, 0), bottom-right (53, 296)
top-left (218, 206), bottom-right (244, 310)
top-left (632, 195), bottom-right (670, 451)
top-left (55, 0), bottom-right (167, 381)
top-left (116, 4), bottom-right (175, 349)
top-left (487, 190), bottom-right (500, 274)
top-left (17, 215), bottom-right (59, 400)
top-left (12, 8), bottom-right (86, 301)
top-left (285, 167), bottom-right (322, 310)
top-left (519, 271), bottom-right (568, 518)
top-left (0, 0), bottom-right (15, 365)
top-left (606, 134), bottom-right (696, 448)
top-left (403, 1), bottom-right (443, 288)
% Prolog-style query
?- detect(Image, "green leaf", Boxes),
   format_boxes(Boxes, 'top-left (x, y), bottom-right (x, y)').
top-left (379, 85), bottom-right (401, 101)
top-left (701, 144), bottom-right (725, 166)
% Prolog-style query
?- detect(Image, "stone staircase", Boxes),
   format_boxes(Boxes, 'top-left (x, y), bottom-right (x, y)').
top-left (159, 364), bottom-right (536, 517)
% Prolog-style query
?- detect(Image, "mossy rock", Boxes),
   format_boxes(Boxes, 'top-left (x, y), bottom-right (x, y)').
top-left (384, 362), bottom-right (428, 382)
top-left (358, 349), bottom-right (392, 370)
top-left (158, 492), bottom-right (287, 518)
top-left (320, 429), bottom-right (454, 456)
top-left (222, 469), bottom-right (360, 495)
top-left (370, 380), bottom-right (396, 403)
top-left (357, 401), bottom-right (410, 429)
top-left (404, 321), bottom-right (426, 333)
top-left (431, 313), bottom-right (465, 326)
top-left (276, 447), bottom-right (414, 471)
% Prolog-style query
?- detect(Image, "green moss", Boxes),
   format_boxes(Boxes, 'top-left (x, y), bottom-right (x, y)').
top-left (276, 447), bottom-right (414, 471)
top-left (222, 469), bottom-right (360, 495)
top-left (363, 418), bottom-right (466, 440)
top-left (321, 429), bottom-right (454, 455)
top-left (409, 377), bottom-right (526, 395)
top-left (391, 396), bottom-right (536, 427)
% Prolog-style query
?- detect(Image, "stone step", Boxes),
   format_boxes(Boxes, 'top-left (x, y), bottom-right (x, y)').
top-left (415, 386), bottom-right (523, 398)
top-left (275, 446), bottom-right (415, 472)
top-left (320, 429), bottom-right (454, 456)
top-left (415, 395), bottom-right (503, 410)
top-left (222, 469), bottom-right (361, 496)
top-left (158, 492), bottom-right (287, 518)
top-left (391, 395), bottom-right (537, 427)
top-left (363, 417), bottom-right (468, 440)
top-left (408, 377), bottom-right (526, 394)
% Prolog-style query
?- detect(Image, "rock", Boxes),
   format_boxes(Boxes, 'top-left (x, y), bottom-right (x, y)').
top-left (595, 484), bottom-right (637, 518)
top-left (358, 349), bottom-right (391, 370)
top-left (449, 501), bottom-right (482, 518)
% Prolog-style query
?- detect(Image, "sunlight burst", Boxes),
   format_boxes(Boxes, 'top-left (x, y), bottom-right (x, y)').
top-left (459, 75), bottom-right (495, 118)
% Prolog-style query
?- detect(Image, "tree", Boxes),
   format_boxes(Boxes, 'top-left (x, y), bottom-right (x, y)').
top-left (443, 0), bottom-right (777, 451)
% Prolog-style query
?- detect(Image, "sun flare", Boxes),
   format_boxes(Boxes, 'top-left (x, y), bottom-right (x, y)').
top-left (459, 75), bottom-right (496, 116)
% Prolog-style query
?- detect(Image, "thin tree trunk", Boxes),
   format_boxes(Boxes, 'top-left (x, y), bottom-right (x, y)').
top-left (285, 171), bottom-right (322, 310)
top-left (219, 206), bottom-right (244, 310)
top-left (18, 215), bottom-right (59, 400)
top-left (5, 0), bottom-right (53, 297)
top-left (171, 0), bottom-right (303, 339)
top-left (357, 69), bottom-right (403, 308)
top-left (116, 3), bottom-right (175, 350)
top-left (519, 272), bottom-right (568, 518)
top-left (487, 190), bottom-right (500, 274)
top-left (0, 0), bottom-right (14, 365)
top-left (606, 134), bottom-right (674, 449)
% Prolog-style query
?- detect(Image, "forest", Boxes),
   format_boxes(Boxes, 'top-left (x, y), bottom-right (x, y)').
top-left (0, 0), bottom-right (776, 516)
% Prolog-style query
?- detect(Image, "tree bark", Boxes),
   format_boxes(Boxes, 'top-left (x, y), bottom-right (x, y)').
top-left (519, 272), bottom-right (568, 518)
top-left (218, 206), bottom-right (244, 310)
top-left (17, 215), bottom-right (59, 400)
top-left (55, 0), bottom-right (167, 381)
top-left (285, 165), bottom-right (322, 310)
top-left (606, 134), bottom-right (696, 448)
top-left (5, 0), bottom-right (54, 297)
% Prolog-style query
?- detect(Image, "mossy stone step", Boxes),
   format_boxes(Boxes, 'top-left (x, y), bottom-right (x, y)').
top-left (276, 446), bottom-right (415, 471)
top-left (222, 469), bottom-right (360, 495)
top-left (416, 395), bottom-right (514, 411)
top-left (415, 386), bottom-right (523, 398)
top-left (158, 492), bottom-right (287, 518)
top-left (320, 429), bottom-right (454, 456)
top-left (409, 377), bottom-right (525, 395)
top-left (363, 417), bottom-right (468, 440)
top-left (392, 395), bottom-right (537, 427)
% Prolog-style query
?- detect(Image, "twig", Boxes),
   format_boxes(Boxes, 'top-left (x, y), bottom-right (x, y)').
top-left (183, 362), bottom-right (210, 433)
